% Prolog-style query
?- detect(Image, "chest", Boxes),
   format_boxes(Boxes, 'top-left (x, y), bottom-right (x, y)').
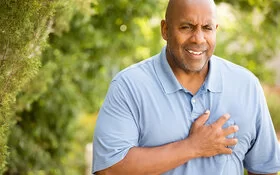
top-left (136, 90), bottom-right (257, 158)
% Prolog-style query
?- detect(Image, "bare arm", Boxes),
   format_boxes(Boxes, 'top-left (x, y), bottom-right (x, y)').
top-left (96, 111), bottom-right (238, 175)
top-left (97, 138), bottom-right (200, 175)
top-left (248, 172), bottom-right (277, 175)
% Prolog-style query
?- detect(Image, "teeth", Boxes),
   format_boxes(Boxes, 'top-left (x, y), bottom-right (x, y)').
top-left (188, 50), bottom-right (203, 55)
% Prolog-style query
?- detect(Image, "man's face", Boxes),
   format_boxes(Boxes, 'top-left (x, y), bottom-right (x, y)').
top-left (161, 0), bottom-right (218, 73)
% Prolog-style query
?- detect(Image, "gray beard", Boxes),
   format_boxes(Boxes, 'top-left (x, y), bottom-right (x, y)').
top-left (167, 47), bottom-right (206, 74)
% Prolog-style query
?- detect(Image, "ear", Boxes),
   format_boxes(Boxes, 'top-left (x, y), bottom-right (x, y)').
top-left (161, 20), bottom-right (168, 41)
top-left (215, 24), bottom-right (219, 30)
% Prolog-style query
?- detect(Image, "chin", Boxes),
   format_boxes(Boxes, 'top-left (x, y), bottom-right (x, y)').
top-left (187, 67), bottom-right (204, 73)
top-left (184, 62), bottom-right (208, 73)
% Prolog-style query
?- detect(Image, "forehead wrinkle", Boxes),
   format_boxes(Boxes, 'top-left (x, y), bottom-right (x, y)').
top-left (179, 19), bottom-right (215, 26)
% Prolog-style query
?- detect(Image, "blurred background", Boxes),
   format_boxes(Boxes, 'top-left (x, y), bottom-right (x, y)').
top-left (0, 0), bottom-right (279, 174)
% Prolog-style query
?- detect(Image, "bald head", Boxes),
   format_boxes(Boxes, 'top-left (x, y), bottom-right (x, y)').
top-left (165, 0), bottom-right (217, 24)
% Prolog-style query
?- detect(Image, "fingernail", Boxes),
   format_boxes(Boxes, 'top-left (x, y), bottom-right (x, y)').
top-left (224, 114), bottom-right (230, 119)
top-left (234, 125), bottom-right (239, 131)
top-left (205, 110), bottom-right (210, 114)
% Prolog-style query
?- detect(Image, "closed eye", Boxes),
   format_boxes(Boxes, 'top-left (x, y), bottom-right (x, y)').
top-left (180, 24), bottom-right (194, 30)
top-left (181, 26), bottom-right (191, 29)
top-left (203, 25), bottom-right (213, 31)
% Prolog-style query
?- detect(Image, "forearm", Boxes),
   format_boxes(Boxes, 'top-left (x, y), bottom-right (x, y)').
top-left (96, 138), bottom-right (198, 175)
top-left (248, 171), bottom-right (277, 175)
top-left (96, 112), bottom-right (239, 175)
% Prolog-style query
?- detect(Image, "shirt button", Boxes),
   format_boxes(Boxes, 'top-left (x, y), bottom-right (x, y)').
top-left (191, 99), bottom-right (196, 103)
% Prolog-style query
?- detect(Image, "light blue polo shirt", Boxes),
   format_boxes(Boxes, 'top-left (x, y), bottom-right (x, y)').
top-left (92, 46), bottom-right (280, 175)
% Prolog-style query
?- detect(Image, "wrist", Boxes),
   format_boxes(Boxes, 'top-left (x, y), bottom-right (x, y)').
top-left (182, 138), bottom-right (201, 160)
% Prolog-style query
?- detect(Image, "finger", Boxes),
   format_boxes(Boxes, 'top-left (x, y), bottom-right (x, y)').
top-left (223, 125), bottom-right (239, 136)
top-left (213, 113), bottom-right (230, 127)
top-left (224, 138), bottom-right (238, 147)
top-left (221, 147), bottom-right (233, 154)
top-left (193, 110), bottom-right (210, 127)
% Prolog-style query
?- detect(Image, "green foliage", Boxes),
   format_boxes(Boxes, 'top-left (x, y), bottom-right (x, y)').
top-left (216, 0), bottom-right (280, 26)
top-left (3, 1), bottom-right (78, 175)
top-left (0, 0), bottom-right (58, 173)
top-left (215, 1), bottom-right (280, 84)
top-left (62, 113), bottom-right (98, 175)
top-left (5, 0), bottom-right (165, 174)
top-left (2, 0), bottom-right (280, 174)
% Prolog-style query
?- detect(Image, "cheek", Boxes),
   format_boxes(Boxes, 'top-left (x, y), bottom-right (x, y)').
top-left (169, 31), bottom-right (187, 44)
top-left (206, 38), bottom-right (216, 50)
top-left (208, 34), bottom-right (216, 47)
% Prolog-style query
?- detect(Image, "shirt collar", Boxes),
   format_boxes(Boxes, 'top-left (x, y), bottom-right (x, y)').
top-left (205, 55), bottom-right (223, 93)
top-left (154, 46), bottom-right (223, 94)
top-left (154, 46), bottom-right (183, 94)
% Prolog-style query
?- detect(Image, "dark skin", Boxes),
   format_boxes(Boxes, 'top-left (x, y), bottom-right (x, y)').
top-left (97, 111), bottom-right (238, 175)
top-left (96, 0), bottom-right (276, 174)
top-left (162, 0), bottom-right (217, 95)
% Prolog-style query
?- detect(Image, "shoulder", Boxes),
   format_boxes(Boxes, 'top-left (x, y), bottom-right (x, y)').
top-left (112, 54), bottom-right (160, 85)
top-left (104, 54), bottom-right (161, 110)
top-left (212, 55), bottom-right (258, 83)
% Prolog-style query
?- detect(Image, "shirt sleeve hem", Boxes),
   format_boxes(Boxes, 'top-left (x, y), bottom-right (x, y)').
top-left (92, 147), bottom-right (131, 174)
top-left (245, 164), bottom-right (280, 174)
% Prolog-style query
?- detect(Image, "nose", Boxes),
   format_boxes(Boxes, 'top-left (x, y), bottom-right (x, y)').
top-left (190, 28), bottom-right (205, 44)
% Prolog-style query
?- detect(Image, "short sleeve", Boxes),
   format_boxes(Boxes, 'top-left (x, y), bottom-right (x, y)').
top-left (92, 80), bottom-right (139, 174)
top-left (243, 79), bottom-right (280, 173)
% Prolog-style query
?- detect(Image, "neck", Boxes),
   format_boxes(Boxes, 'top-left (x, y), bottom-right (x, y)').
top-left (168, 59), bottom-right (209, 95)
top-left (178, 70), bottom-right (208, 95)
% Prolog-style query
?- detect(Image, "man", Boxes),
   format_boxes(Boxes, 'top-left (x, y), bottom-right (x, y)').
top-left (92, 0), bottom-right (280, 174)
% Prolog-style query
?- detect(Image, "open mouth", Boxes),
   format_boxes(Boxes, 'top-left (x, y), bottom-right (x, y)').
top-left (187, 49), bottom-right (204, 55)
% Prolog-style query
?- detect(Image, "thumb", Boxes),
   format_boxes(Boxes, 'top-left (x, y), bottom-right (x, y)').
top-left (194, 110), bottom-right (210, 126)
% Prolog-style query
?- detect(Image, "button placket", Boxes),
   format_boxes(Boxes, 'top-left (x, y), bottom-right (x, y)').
top-left (190, 97), bottom-right (196, 119)
top-left (190, 92), bottom-right (206, 120)
top-left (191, 98), bottom-right (196, 104)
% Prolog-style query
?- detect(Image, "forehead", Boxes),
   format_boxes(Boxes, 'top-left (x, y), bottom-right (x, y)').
top-left (167, 0), bottom-right (217, 24)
